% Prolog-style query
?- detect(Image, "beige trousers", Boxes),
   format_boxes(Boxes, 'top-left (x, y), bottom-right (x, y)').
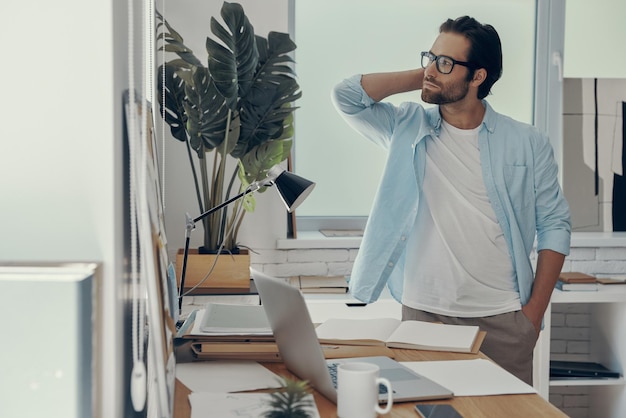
top-left (402, 306), bottom-right (539, 385)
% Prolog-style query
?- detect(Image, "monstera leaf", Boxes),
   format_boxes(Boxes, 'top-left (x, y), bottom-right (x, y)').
top-left (156, 10), bottom-right (202, 68)
top-left (157, 60), bottom-right (189, 143)
top-left (232, 32), bottom-right (301, 159)
top-left (182, 66), bottom-right (233, 155)
top-left (157, 9), bottom-right (232, 155)
top-left (206, 2), bottom-right (258, 109)
top-left (239, 138), bottom-right (293, 187)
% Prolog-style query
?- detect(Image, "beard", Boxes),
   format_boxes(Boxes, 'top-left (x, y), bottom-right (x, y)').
top-left (421, 76), bottom-right (471, 105)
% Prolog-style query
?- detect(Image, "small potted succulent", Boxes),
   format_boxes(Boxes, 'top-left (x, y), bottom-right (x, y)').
top-left (265, 378), bottom-right (315, 418)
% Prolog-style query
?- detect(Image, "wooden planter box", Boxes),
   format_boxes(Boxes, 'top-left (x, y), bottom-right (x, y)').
top-left (175, 248), bottom-right (250, 294)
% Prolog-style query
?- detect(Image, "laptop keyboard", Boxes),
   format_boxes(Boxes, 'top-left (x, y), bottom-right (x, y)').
top-left (327, 363), bottom-right (388, 394)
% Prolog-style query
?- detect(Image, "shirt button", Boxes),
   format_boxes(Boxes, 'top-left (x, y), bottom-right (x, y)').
top-left (388, 262), bottom-right (394, 267)
top-left (400, 236), bottom-right (406, 241)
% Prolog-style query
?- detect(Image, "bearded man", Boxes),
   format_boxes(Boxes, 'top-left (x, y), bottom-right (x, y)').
top-left (331, 16), bottom-right (571, 384)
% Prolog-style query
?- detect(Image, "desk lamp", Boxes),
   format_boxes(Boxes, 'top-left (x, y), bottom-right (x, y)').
top-left (178, 165), bottom-right (315, 312)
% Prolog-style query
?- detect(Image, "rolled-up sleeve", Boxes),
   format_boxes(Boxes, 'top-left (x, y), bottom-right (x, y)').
top-left (534, 132), bottom-right (571, 256)
top-left (331, 75), bottom-right (397, 149)
top-left (331, 75), bottom-right (375, 114)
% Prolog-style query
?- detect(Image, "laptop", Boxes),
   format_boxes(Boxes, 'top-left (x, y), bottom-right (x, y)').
top-left (252, 270), bottom-right (454, 403)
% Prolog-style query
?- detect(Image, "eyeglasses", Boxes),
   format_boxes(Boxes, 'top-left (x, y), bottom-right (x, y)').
top-left (420, 51), bottom-right (475, 75)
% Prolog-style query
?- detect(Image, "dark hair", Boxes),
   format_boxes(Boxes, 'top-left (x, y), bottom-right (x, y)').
top-left (440, 16), bottom-right (502, 99)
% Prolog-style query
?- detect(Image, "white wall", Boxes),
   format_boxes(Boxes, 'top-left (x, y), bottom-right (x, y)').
top-left (0, 1), bottom-right (130, 416)
top-left (563, 0), bottom-right (626, 78)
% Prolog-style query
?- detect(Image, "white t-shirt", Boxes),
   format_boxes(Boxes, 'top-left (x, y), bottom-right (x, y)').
top-left (402, 120), bottom-right (521, 317)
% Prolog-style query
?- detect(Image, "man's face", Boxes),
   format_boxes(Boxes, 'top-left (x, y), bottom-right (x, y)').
top-left (421, 32), bottom-right (473, 105)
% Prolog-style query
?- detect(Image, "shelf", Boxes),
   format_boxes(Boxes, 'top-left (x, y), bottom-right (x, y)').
top-left (550, 377), bottom-right (626, 387)
top-left (276, 230), bottom-right (361, 249)
top-left (570, 232), bottom-right (626, 247)
top-left (551, 286), bottom-right (626, 303)
top-left (277, 231), bottom-right (626, 250)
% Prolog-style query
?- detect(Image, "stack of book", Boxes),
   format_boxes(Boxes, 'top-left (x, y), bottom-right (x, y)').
top-left (556, 272), bottom-right (598, 291)
top-left (177, 303), bottom-right (280, 362)
top-left (597, 276), bottom-right (626, 285)
top-left (289, 275), bottom-right (349, 294)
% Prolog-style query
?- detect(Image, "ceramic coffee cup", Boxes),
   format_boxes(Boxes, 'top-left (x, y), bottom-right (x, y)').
top-left (336, 362), bottom-right (393, 418)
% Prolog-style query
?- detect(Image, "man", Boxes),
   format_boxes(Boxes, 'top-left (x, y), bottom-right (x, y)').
top-left (331, 16), bottom-right (571, 384)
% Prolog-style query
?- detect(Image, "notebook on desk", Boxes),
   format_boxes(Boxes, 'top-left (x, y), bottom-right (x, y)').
top-left (252, 270), bottom-right (454, 403)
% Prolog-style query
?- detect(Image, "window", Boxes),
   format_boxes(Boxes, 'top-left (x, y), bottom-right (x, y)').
top-left (291, 0), bottom-right (540, 229)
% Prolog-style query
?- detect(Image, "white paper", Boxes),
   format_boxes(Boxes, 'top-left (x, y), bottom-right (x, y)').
top-left (189, 392), bottom-right (320, 418)
top-left (388, 321), bottom-right (479, 351)
top-left (175, 360), bottom-right (282, 393)
top-left (401, 359), bottom-right (537, 396)
top-left (315, 317), bottom-right (400, 341)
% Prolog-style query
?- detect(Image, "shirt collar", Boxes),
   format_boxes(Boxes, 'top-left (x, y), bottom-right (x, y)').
top-left (481, 100), bottom-right (497, 134)
top-left (426, 99), bottom-right (497, 134)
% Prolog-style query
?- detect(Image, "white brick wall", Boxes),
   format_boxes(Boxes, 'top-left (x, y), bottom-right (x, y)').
top-left (250, 248), bottom-right (358, 278)
top-left (550, 386), bottom-right (591, 418)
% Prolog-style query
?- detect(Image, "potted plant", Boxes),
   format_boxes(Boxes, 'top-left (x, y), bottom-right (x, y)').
top-left (157, 2), bottom-right (301, 291)
top-left (265, 378), bottom-right (314, 418)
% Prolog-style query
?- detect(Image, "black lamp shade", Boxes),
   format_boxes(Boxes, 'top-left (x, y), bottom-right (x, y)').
top-left (273, 170), bottom-right (316, 212)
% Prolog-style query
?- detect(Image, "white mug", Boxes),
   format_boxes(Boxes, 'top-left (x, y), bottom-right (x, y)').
top-left (337, 362), bottom-right (393, 418)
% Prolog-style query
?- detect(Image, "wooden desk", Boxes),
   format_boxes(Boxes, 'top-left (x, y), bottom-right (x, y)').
top-left (174, 349), bottom-right (567, 418)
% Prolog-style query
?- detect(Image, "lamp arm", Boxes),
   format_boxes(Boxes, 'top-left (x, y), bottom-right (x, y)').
top-left (192, 184), bottom-right (258, 224)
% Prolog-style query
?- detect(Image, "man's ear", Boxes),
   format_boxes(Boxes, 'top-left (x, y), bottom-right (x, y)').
top-left (471, 68), bottom-right (487, 87)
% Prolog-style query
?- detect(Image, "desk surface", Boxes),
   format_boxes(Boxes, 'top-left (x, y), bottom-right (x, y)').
top-left (174, 348), bottom-right (566, 418)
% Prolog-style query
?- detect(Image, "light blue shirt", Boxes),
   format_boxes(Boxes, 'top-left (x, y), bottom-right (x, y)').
top-left (332, 75), bottom-right (571, 306)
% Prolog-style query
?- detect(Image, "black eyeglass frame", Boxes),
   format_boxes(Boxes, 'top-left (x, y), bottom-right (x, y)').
top-left (420, 51), bottom-right (476, 74)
